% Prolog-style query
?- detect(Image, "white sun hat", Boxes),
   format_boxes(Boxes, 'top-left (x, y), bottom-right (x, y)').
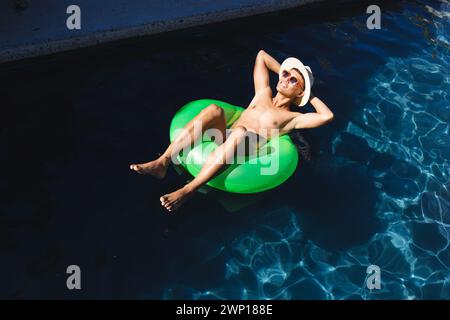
top-left (279, 57), bottom-right (314, 106)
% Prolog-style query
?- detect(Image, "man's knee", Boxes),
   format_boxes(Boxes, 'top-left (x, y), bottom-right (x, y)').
top-left (203, 104), bottom-right (224, 119)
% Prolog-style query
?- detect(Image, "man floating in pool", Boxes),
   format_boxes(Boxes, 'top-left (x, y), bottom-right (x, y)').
top-left (130, 50), bottom-right (334, 212)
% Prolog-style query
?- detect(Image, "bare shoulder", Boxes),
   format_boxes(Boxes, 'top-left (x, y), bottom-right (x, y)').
top-left (250, 86), bottom-right (272, 106)
top-left (283, 111), bottom-right (302, 131)
top-left (286, 110), bottom-right (302, 120)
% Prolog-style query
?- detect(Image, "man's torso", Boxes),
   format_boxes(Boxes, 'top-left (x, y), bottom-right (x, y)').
top-left (230, 87), bottom-right (298, 138)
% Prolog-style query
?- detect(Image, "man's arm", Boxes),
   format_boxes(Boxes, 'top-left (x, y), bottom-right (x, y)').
top-left (253, 50), bottom-right (281, 93)
top-left (292, 93), bottom-right (334, 129)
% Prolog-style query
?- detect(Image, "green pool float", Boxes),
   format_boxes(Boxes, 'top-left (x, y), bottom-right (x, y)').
top-left (169, 99), bottom-right (299, 194)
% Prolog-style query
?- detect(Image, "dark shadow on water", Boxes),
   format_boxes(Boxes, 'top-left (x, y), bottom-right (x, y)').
top-left (282, 161), bottom-right (383, 251)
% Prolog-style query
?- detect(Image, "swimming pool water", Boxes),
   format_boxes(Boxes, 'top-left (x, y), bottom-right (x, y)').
top-left (0, 0), bottom-right (448, 299)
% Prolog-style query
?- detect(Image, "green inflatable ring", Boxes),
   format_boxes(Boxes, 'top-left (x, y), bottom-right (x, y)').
top-left (169, 99), bottom-right (299, 194)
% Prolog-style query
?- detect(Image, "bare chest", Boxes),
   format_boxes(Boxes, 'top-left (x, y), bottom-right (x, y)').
top-left (235, 104), bottom-right (293, 132)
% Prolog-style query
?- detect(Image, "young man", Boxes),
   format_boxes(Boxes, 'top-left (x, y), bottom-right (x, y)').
top-left (130, 50), bottom-right (334, 212)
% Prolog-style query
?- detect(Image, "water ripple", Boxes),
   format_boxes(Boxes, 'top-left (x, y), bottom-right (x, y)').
top-left (163, 0), bottom-right (450, 300)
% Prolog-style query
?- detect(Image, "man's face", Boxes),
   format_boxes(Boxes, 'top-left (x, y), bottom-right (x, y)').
top-left (277, 68), bottom-right (305, 99)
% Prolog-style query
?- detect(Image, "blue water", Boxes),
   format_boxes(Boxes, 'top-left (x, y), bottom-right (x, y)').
top-left (0, 0), bottom-right (449, 299)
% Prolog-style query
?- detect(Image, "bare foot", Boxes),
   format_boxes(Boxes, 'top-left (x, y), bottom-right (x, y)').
top-left (160, 186), bottom-right (193, 212)
top-left (130, 158), bottom-right (169, 179)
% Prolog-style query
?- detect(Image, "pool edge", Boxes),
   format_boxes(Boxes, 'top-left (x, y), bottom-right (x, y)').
top-left (0, 0), bottom-right (326, 64)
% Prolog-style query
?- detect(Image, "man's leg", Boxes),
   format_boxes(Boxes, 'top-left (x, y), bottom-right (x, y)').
top-left (160, 126), bottom-right (248, 212)
top-left (130, 104), bottom-right (226, 178)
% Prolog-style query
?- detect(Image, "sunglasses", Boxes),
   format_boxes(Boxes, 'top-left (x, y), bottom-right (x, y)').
top-left (281, 70), bottom-right (299, 86)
